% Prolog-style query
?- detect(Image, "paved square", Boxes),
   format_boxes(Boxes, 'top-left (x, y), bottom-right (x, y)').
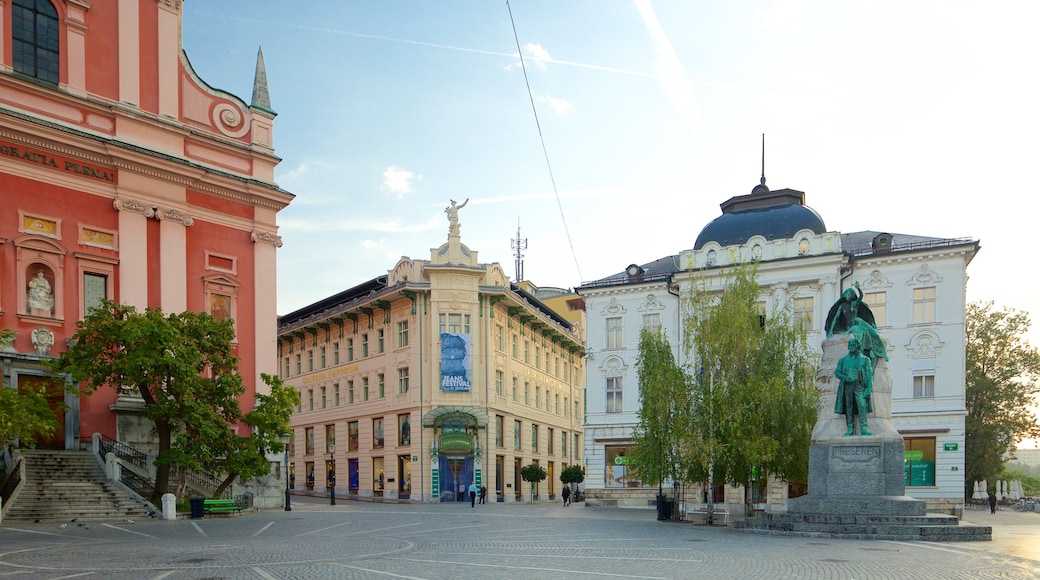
top-left (1, 497), bottom-right (1037, 579)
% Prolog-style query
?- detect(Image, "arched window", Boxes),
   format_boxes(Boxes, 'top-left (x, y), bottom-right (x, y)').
top-left (13, 0), bottom-right (59, 84)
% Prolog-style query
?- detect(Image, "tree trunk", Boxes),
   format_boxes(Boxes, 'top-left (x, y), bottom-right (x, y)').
top-left (213, 473), bottom-right (237, 499)
top-left (151, 421), bottom-right (173, 501)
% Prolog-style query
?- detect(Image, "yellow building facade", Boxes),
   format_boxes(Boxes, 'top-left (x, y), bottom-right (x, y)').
top-left (277, 207), bottom-right (585, 502)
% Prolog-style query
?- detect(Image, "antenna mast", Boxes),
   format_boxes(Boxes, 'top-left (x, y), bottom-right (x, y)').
top-left (511, 221), bottom-right (528, 282)
top-left (760, 133), bottom-right (766, 186)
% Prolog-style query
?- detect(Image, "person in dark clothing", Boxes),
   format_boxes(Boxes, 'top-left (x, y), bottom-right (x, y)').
top-left (562, 486), bottom-right (571, 507)
top-left (988, 493), bottom-right (997, 514)
top-left (479, 486), bottom-right (487, 504)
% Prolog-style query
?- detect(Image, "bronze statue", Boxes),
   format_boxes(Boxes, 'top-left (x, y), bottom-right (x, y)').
top-left (825, 282), bottom-right (875, 336)
top-left (834, 337), bottom-right (873, 436)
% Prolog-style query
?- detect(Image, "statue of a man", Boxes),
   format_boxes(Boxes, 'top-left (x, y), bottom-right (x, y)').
top-left (834, 336), bottom-right (873, 436)
top-left (445, 198), bottom-right (468, 236)
top-left (27, 271), bottom-right (54, 313)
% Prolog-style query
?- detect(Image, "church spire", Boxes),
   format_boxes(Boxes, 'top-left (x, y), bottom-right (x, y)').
top-left (251, 47), bottom-right (274, 113)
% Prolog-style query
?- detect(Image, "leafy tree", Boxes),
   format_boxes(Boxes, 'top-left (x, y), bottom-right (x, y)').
top-left (965, 301), bottom-right (1040, 497)
top-left (520, 463), bottom-right (546, 500)
top-left (560, 464), bottom-right (585, 496)
top-left (49, 301), bottom-right (293, 500)
top-left (628, 327), bottom-right (691, 499)
top-left (682, 263), bottom-right (818, 518)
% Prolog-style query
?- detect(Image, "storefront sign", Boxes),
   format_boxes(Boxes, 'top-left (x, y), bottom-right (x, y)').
top-left (943, 443), bottom-right (958, 451)
top-left (905, 450), bottom-right (924, 461)
top-left (0, 140), bottom-right (117, 183)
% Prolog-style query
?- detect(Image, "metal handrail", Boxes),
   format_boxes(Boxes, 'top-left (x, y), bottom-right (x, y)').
top-left (120, 468), bottom-right (155, 499)
top-left (98, 434), bottom-right (148, 468)
top-left (848, 237), bottom-right (975, 257)
top-left (0, 458), bottom-right (23, 508)
top-left (169, 464), bottom-right (231, 498)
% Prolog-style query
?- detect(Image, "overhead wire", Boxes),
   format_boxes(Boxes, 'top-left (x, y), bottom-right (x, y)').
top-left (505, 1), bottom-right (583, 284)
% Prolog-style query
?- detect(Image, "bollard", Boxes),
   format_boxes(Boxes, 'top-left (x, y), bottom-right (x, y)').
top-left (161, 493), bottom-right (177, 520)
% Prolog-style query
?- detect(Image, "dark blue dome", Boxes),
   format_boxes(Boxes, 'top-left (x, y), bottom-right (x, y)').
top-left (694, 187), bottom-right (826, 249)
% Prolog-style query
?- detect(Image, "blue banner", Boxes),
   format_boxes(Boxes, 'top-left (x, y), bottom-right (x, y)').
top-left (440, 332), bottom-right (471, 392)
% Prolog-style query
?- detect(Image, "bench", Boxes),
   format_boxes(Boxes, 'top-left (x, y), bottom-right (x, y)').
top-left (203, 498), bottom-right (242, 514)
top-left (685, 503), bottom-right (729, 524)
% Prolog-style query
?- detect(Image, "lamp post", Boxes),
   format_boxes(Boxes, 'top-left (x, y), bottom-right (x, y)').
top-left (329, 443), bottom-right (336, 506)
top-left (281, 433), bottom-right (292, 512)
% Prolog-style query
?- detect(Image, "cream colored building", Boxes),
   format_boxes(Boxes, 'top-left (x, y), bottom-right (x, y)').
top-left (277, 208), bottom-right (585, 502)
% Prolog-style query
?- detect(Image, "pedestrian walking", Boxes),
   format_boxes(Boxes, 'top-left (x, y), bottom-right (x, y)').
top-left (468, 481), bottom-right (478, 508)
top-left (562, 486), bottom-right (571, 507)
top-left (988, 493), bottom-right (997, 514)
top-left (479, 485), bottom-right (487, 504)
top-left (458, 482), bottom-right (465, 502)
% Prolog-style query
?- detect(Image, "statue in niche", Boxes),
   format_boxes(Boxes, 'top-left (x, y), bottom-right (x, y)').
top-left (445, 198), bottom-right (468, 236)
top-left (27, 271), bottom-right (54, 315)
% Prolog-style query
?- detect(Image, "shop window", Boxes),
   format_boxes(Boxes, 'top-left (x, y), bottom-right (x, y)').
top-left (373, 457), bottom-right (385, 496)
top-left (605, 446), bottom-right (645, 488)
top-left (904, 437), bottom-right (936, 487)
top-left (304, 427), bottom-right (314, 455)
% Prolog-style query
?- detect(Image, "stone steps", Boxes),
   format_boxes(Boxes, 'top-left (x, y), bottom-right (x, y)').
top-left (5, 450), bottom-right (155, 523)
top-left (737, 512), bottom-right (992, 541)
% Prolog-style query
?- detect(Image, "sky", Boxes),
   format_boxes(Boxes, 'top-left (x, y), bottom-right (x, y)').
top-left (181, 2), bottom-right (1040, 442)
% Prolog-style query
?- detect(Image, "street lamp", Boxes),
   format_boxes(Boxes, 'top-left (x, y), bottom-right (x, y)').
top-left (281, 432), bottom-right (292, 512)
top-left (328, 443), bottom-right (336, 506)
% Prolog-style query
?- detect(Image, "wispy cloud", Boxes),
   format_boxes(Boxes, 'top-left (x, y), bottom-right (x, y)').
top-left (382, 166), bottom-right (419, 197)
top-left (276, 158), bottom-right (334, 183)
top-left (632, 0), bottom-right (701, 133)
top-left (199, 12), bottom-right (658, 80)
top-left (535, 93), bottom-right (574, 117)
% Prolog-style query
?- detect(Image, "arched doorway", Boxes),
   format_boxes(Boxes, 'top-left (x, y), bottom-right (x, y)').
top-left (425, 408), bottom-right (487, 502)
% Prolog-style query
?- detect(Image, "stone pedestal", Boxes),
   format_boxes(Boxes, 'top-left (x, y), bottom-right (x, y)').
top-left (802, 438), bottom-right (908, 500)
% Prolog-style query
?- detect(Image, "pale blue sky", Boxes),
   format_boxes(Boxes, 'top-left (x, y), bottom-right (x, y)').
top-left (182, 0), bottom-right (1040, 355)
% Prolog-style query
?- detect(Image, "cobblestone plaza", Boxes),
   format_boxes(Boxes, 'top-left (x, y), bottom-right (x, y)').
top-left (1, 497), bottom-right (1037, 579)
